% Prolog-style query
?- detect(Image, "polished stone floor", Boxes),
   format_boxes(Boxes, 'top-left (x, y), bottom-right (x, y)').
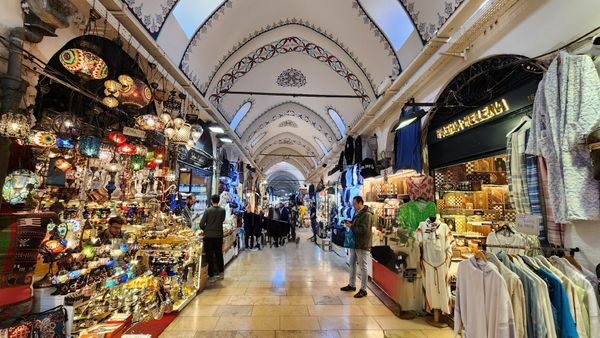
top-left (161, 229), bottom-right (454, 338)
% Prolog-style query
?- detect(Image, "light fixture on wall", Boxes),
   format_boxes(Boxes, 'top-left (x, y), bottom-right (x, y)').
top-left (394, 109), bottom-right (426, 131)
top-left (209, 124), bottom-right (224, 133)
top-left (219, 136), bottom-right (233, 143)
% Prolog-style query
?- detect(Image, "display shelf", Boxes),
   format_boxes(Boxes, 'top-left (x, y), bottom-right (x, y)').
top-left (173, 292), bottom-right (197, 312)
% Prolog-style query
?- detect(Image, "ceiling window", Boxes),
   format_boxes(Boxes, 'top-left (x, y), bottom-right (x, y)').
top-left (314, 137), bottom-right (329, 155)
top-left (250, 131), bottom-right (267, 147)
top-left (173, 0), bottom-right (225, 38)
top-left (359, 0), bottom-right (414, 51)
top-left (328, 108), bottom-right (346, 137)
top-left (311, 158), bottom-right (318, 168)
top-left (229, 101), bottom-right (252, 130)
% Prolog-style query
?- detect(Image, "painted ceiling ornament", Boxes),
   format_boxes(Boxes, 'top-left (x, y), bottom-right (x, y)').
top-left (2, 169), bottom-right (40, 205)
top-left (123, 0), bottom-right (178, 39)
top-left (276, 68), bottom-right (307, 88)
top-left (278, 120), bottom-right (298, 128)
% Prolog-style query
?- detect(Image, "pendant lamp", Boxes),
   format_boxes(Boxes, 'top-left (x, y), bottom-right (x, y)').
top-left (116, 143), bottom-right (137, 155)
top-left (2, 169), bottom-right (40, 205)
top-left (117, 75), bottom-right (152, 109)
top-left (130, 154), bottom-right (145, 171)
top-left (59, 48), bottom-right (108, 80)
top-left (0, 112), bottom-right (31, 138)
top-left (108, 132), bottom-right (126, 145)
top-left (78, 135), bottom-right (101, 157)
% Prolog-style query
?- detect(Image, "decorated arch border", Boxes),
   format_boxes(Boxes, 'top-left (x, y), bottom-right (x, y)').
top-left (253, 133), bottom-right (320, 159)
top-left (123, 0), bottom-right (179, 39)
top-left (209, 36), bottom-right (372, 110)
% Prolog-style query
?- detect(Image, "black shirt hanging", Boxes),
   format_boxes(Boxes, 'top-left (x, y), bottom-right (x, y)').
top-left (354, 136), bottom-right (363, 163)
top-left (345, 136), bottom-right (354, 165)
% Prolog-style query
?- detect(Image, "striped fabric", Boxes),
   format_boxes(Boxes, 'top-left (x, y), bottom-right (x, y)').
top-left (538, 157), bottom-right (564, 246)
top-left (525, 156), bottom-right (546, 242)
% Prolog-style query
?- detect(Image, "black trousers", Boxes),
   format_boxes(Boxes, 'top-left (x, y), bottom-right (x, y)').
top-left (245, 226), bottom-right (255, 249)
top-left (204, 237), bottom-right (224, 277)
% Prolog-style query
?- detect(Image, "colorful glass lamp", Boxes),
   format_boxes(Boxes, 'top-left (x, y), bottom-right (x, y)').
top-left (59, 48), bottom-right (108, 80)
top-left (78, 135), bottom-right (101, 157)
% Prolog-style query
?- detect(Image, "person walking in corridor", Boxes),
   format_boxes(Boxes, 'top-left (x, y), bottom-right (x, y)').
top-left (340, 196), bottom-right (374, 298)
top-left (199, 194), bottom-right (226, 282)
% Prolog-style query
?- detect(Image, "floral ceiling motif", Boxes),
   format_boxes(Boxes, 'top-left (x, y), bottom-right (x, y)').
top-left (209, 36), bottom-right (371, 110)
top-left (276, 68), bottom-right (307, 88)
top-left (254, 134), bottom-right (319, 158)
top-left (399, 0), bottom-right (466, 43)
top-left (123, 0), bottom-right (177, 39)
top-left (278, 120), bottom-right (298, 128)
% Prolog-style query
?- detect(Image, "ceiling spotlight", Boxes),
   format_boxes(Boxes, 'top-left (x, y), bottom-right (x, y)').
top-left (209, 124), bottom-right (224, 133)
top-left (219, 137), bottom-right (233, 143)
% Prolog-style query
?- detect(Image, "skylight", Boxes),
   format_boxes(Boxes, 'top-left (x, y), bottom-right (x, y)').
top-left (250, 131), bottom-right (267, 147)
top-left (229, 101), bottom-right (252, 130)
top-left (359, 0), bottom-right (414, 51)
top-left (172, 0), bottom-right (225, 39)
top-left (328, 108), bottom-right (346, 137)
top-left (315, 137), bottom-right (329, 155)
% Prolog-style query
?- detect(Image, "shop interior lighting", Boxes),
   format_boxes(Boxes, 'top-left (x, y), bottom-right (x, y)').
top-left (393, 109), bottom-right (426, 131)
top-left (209, 124), bottom-right (225, 133)
top-left (219, 136), bottom-right (233, 143)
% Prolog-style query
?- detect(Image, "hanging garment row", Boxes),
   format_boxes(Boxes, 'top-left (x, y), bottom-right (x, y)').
top-left (455, 245), bottom-right (599, 338)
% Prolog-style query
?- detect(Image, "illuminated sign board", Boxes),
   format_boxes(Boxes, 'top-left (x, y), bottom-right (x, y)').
top-left (435, 99), bottom-right (510, 140)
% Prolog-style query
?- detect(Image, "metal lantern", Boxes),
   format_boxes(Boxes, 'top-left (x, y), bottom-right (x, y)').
top-left (0, 112), bottom-right (31, 138)
top-left (116, 143), bottom-right (137, 155)
top-left (2, 169), bottom-right (40, 205)
top-left (52, 113), bottom-right (81, 137)
top-left (117, 75), bottom-right (152, 109)
top-left (98, 144), bottom-right (114, 163)
top-left (171, 123), bottom-right (192, 145)
top-left (108, 132), bottom-right (126, 145)
top-left (59, 48), bottom-right (108, 80)
top-left (78, 135), bottom-right (101, 157)
top-left (130, 154), bottom-right (145, 171)
top-left (136, 114), bottom-right (164, 131)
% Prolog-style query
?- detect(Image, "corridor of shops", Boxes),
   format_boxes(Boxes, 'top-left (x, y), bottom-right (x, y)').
top-left (161, 230), bottom-right (452, 338)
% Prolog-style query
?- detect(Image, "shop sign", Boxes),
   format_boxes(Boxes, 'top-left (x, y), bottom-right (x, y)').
top-left (123, 127), bottom-right (146, 139)
top-left (435, 99), bottom-right (510, 140)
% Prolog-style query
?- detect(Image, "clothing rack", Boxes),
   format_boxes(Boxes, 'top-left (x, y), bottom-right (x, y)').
top-left (480, 243), bottom-right (580, 256)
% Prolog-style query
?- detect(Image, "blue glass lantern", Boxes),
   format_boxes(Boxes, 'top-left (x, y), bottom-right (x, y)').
top-left (78, 135), bottom-right (101, 157)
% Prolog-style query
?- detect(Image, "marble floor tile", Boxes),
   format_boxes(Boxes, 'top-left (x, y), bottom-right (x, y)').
top-left (318, 317), bottom-right (382, 331)
top-left (253, 305), bottom-right (309, 316)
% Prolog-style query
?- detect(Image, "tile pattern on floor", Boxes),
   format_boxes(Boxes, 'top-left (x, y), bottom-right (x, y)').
top-left (161, 230), bottom-right (454, 337)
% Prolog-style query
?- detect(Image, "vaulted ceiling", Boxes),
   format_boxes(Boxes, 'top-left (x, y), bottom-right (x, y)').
top-left (116, 0), bottom-right (466, 189)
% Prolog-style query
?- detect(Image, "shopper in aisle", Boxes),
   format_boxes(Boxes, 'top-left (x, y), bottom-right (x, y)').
top-left (99, 216), bottom-right (126, 245)
top-left (340, 196), bottom-right (374, 298)
top-left (298, 202), bottom-right (307, 228)
top-left (199, 194), bottom-right (227, 281)
top-left (309, 203), bottom-right (318, 242)
top-left (243, 205), bottom-right (256, 250)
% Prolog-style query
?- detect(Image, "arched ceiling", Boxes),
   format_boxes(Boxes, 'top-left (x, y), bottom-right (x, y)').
top-left (119, 0), bottom-right (466, 178)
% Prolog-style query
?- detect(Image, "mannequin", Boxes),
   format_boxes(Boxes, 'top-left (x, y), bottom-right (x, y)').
top-left (416, 215), bottom-right (454, 328)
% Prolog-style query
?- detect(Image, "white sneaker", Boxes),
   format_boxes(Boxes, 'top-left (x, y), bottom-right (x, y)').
top-left (217, 273), bottom-right (224, 280)
top-left (208, 276), bottom-right (218, 283)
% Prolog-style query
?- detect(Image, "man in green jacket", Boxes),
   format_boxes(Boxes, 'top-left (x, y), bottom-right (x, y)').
top-left (340, 196), bottom-right (374, 298)
top-left (199, 194), bottom-right (226, 281)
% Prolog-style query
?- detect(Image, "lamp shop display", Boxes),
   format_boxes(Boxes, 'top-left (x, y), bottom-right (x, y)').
top-left (0, 46), bottom-right (210, 337)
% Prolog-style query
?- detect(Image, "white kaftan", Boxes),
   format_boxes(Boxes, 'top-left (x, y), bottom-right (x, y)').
top-left (454, 257), bottom-right (515, 338)
top-left (415, 220), bottom-right (454, 314)
top-left (526, 51), bottom-right (600, 223)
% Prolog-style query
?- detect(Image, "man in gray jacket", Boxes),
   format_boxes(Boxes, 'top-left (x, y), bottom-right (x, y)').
top-left (199, 194), bottom-right (227, 281)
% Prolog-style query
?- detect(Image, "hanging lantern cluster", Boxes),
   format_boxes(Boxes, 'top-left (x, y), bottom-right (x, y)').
top-left (52, 112), bottom-right (81, 137)
top-left (102, 75), bottom-right (152, 109)
top-left (161, 115), bottom-right (198, 147)
top-left (0, 112), bottom-right (32, 138)
top-left (59, 48), bottom-right (108, 80)
top-left (108, 132), bottom-right (126, 145)
top-left (2, 169), bottom-right (40, 205)
top-left (78, 135), bottom-right (101, 158)
top-left (98, 143), bottom-right (115, 163)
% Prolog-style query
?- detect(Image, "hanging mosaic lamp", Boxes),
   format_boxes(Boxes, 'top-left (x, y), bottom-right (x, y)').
top-left (59, 48), bottom-right (108, 80)
top-left (136, 114), bottom-right (164, 131)
top-left (0, 112), bottom-right (31, 138)
top-left (116, 143), bottom-right (137, 155)
top-left (171, 123), bottom-right (192, 145)
top-left (130, 154), bottom-right (145, 171)
top-left (108, 132), bottom-right (126, 145)
top-left (146, 160), bottom-right (157, 170)
top-left (154, 147), bottom-right (166, 164)
top-left (104, 157), bottom-right (123, 173)
top-left (33, 131), bottom-right (57, 147)
top-left (55, 157), bottom-right (73, 172)
top-left (52, 113), bottom-right (81, 137)
top-left (98, 144), bottom-right (115, 163)
top-left (2, 169), bottom-right (40, 205)
top-left (102, 96), bottom-right (119, 108)
top-left (78, 135), bottom-right (101, 157)
top-left (117, 75), bottom-right (152, 109)
top-left (145, 151), bottom-right (155, 162)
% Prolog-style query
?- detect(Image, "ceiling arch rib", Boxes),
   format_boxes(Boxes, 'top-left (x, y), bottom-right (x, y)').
top-left (253, 133), bottom-right (320, 162)
top-left (208, 36), bottom-right (372, 111)
top-left (257, 147), bottom-right (314, 170)
top-left (239, 101), bottom-right (339, 146)
top-left (258, 154), bottom-right (310, 177)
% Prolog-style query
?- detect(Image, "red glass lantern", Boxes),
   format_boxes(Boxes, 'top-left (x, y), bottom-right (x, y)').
top-left (116, 143), bottom-right (137, 155)
top-left (118, 75), bottom-right (152, 109)
top-left (108, 132), bottom-right (126, 145)
top-left (154, 147), bottom-right (166, 164)
top-left (146, 160), bottom-right (157, 170)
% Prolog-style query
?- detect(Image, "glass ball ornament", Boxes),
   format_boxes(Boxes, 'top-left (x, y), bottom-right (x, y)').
top-left (172, 117), bottom-right (184, 129)
top-left (52, 113), bottom-right (81, 137)
top-left (78, 135), bottom-right (101, 157)
top-left (160, 113), bottom-right (172, 124)
top-left (136, 114), bottom-right (164, 131)
top-left (164, 127), bottom-right (175, 139)
top-left (2, 169), bottom-right (40, 205)
top-left (108, 132), bottom-right (126, 145)
top-left (59, 48), bottom-right (108, 80)
top-left (0, 112), bottom-right (31, 138)
top-left (116, 143), bottom-right (137, 155)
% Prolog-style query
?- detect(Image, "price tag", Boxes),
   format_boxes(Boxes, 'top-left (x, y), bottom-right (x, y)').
top-left (515, 214), bottom-right (542, 236)
top-left (123, 127), bottom-right (146, 139)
